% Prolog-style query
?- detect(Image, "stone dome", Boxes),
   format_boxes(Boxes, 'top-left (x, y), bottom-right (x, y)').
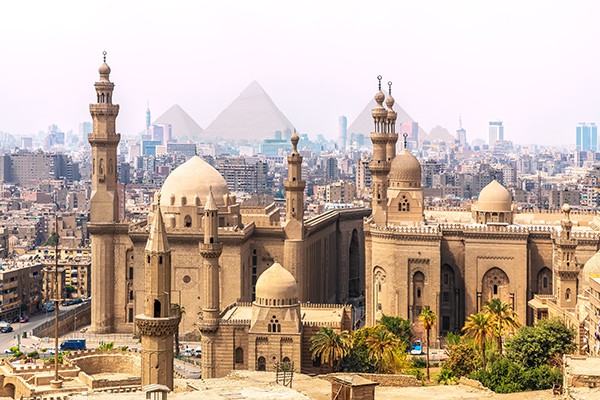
top-left (99, 62), bottom-right (111, 76)
top-left (583, 250), bottom-right (600, 285)
top-left (160, 155), bottom-right (229, 208)
top-left (389, 148), bottom-right (422, 184)
top-left (255, 262), bottom-right (298, 306)
top-left (477, 180), bottom-right (512, 212)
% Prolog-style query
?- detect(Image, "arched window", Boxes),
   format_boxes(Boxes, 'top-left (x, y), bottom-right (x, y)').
top-left (493, 284), bottom-right (498, 295)
top-left (566, 288), bottom-right (571, 301)
top-left (235, 347), bottom-right (244, 364)
top-left (153, 300), bottom-right (161, 318)
top-left (282, 356), bottom-right (290, 364)
top-left (184, 215), bottom-right (192, 228)
top-left (159, 256), bottom-right (163, 264)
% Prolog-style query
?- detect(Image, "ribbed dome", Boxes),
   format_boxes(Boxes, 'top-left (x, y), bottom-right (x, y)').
top-left (477, 180), bottom-right (512, 212)
top-left (389, 148), bottom-right (421, 184)
top-left (160, 156), bottom-right (228, 208)
top-left (255, 262), bottom-right (298, 305)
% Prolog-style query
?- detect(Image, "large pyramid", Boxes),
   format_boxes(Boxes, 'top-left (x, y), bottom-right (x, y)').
top-left (153, 104), bottom-right (203, 139)
top-left (348, 98), bottom-right (428, 142)
top-left (202, 81), bottom-right (294, 141)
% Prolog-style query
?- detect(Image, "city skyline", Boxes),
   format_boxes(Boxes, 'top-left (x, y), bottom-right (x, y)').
top-left (1, 1), bottom-right (599, 146)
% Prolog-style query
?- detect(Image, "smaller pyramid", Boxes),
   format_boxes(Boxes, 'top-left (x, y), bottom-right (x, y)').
top-left (347, 99), bottom-right (428, 142)
top-left (202, 81), bottom-right (294, 141)
top-left (153, 104), bottom-right (203, 139)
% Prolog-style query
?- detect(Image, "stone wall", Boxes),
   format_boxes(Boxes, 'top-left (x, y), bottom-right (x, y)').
top-left (66, 350), bottom-right (141, 375)
top-left (32, 302), bottom-right (91, 338)
top-left (322, 373), bottom-right (421, 387)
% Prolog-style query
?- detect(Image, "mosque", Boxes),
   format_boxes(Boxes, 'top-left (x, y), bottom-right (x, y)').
top-left (88, 57), bottom-right (600, 381)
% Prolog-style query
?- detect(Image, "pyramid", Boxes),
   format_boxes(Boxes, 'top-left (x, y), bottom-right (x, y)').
top-left (202, 81), bottom-right (294, 141)
top-left (347, 98), bottom-right (428, 142)
top-left (153, 104), bottom-right (203, 139)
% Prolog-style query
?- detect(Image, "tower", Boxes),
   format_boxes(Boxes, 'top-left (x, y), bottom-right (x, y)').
top-left (135, 194), bottom-right (180, 389)
top-left (384, 81), bottom-right (398, 161)
top-left (146, 101), bottom-right (151, 132)
top-left (553, 203), bottom-right (579, 309)
top-left (283, 131), bottom-right (307, 298)
top-left (198, 189), bottom-right (223, 379)
top-left (88, 52), bottom-right (122, 333)
top-left (337, 115), bottom-right (348, 151)
top-left (369, 76), bottom-right (390, 226)
top-left (456, 115), bottom-right (467, 146)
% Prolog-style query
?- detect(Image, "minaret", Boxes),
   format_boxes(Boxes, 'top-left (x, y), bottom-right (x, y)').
top-left (553, 203), bottom-right (579, 309)
top-left (385, 81), bottom-right (398, 161)
top-left (283, 131), bottom-right (307, 299)
top-left (88, 52), bottom-right (122, 333)
top-left (198, 189), bottom-right (223, 379)
top-left (369, 75), bottom-right (390, 226)
top-left (135, 194), bottom-right (180, 389)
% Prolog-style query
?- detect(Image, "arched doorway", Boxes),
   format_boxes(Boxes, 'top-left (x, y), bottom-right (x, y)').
top-left (412, 271), bottom-right (425, 322)
top-left (537, 267), bottom-right (552, 295)
top-left (440, 264), bottom-right (456, 333)
top-left (349, 229), bottom-right (360, 298)
top-left (257, 356), bottom-right (266, 371)
top-left (1, 383), bottom-right (15, 399)
top-left (482, 267), bottom-right (510, 305)
top-left (373, 267), bottom-right (386, 322)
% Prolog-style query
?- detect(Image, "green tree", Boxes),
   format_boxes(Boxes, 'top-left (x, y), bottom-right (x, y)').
top-left (470, 358), bottom-right (562, 393)
top-left (505, 318), bottom-right (575, 369)
top-left (380, 314), bottom-right (412, 345)
top-left (418, 307), bottom-right (437, 381)
top-left (339, 326), bottom-right (378, 373)
top-left (483, 298), bottom-right (520, 356)
top-left (442, 340), bottom-right (479, 378)
top-left (44, 232), bottom-right (59, 247)
top-left (310, 327), bottom-right (352, 371)
top-left (462, 312), bottom-right (493, 369)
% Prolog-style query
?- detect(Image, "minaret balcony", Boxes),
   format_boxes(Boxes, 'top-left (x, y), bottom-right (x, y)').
top-left (368, 161), bottom-right (390, 173)
top-left (200, 242), bottom-right (223, 258)
top-left (135, 305), bottom-right (181, 337)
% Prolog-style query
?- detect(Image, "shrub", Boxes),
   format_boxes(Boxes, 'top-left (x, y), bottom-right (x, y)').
top-left (436, 369), bottom-right (458, 385)
top-left (411, 357), bottom-right (427, 369)
top-left (26, 351), bottom-right (38, 358)
top-left (470, 359), bottom-right (562, 393)
top-left (442, 341), bottom-right (478, 378)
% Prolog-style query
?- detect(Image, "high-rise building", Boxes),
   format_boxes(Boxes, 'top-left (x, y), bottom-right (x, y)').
top-left (488, 121), bottom-right (503, 148)
top-left (145, 102), bottom-right (151, 131)
top-left (456, 115), bottom-right (467, 146)
top-left (576, 122), bottom-right (597, 151)
top-left (337, 116), bottom-right (347, 151)
top-left (79, 122), bottom-right (93, 143)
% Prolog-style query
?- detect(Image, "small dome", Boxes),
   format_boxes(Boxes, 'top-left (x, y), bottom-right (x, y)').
top-left (583, 250), bottom-right (600, 286)
top-left (389, 148), bottom-right (421, 184)
top-left (255, 262), bottom-right (298, 304)
top-left (385, 94), bottom-right (395, 109)
top-left (99, 62), bottom-right (111, 76)
top-left (562, 203), bottom-right (571, 213)
top-left (477, 180), bottom-right (512, 212)
top-left (160, 156), bottom-right (229, 208)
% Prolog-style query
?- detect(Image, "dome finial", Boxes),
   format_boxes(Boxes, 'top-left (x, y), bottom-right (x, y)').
top-left (388, 81), bottom-right (392, 96)
top-left (103, 50), bottom-right (107, 63)
top-left (377, 75), bottom-right (382, 91)
top-left (291, 129), bottom-right (299, 152)
top-left (403, 133), bottom-right (408, 149)
top-left (562, 203), bottom-right (571, 220)
top-left (156, 191), bottom-right (161, 206)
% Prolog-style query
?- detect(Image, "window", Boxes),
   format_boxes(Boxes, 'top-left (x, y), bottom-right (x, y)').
top-left (566, 288), bottom-right (571, 301)
top-left (184, 215), bottom-right (192, 228)
top-left (128, 267), bottom-right (134, 280)
top-left (417, 288), bottom-right (421, 298)
top-left (443, 274), bottom-right (448, 284)
top-left (153, 300), bottom-right (161, 318)
top-left (128, 308), bottom-right (134, 323)
top-left (442, 291), bottom-right (449, 303)
top-left (235, 347), bottom-right (244, 364)
top-left (493, 284), bottom-right (498, 295)
top-left (257, 356), bottom-right (266, 371)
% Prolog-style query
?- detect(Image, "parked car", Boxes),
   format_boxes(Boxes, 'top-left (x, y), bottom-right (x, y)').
top-left (19, 316), bottom-right (29, 323)
top-left (1, 326), bottom-right (13, 334)
top-left (182, 348), bottom-right (192, 357)
top-left (410, 340), bottom-right (423, 355)
top-left (9, 316), bottom-right (19, 324)
top-left (194, 346), bottom-right (202, 357)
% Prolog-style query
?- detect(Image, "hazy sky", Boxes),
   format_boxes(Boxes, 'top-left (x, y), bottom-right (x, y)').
top-left (1, 0), bottom-right (599, 146)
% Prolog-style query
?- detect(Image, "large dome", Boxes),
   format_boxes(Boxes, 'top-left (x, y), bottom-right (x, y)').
top-left (583, 250), bottom-right (600, 286)
top-left (477, 180), bottom-right (512, 212)
top-left (255, 262), bottom-right (298, 305)
top-left (160, 156), bottom-right (229, 207)
top-left (389, 148), bottom-right (421, 184)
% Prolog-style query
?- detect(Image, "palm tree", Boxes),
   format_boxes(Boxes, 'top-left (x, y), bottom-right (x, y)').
top-left (174, 304), bottom-right (186, 356)
top-left (462, 312), bottom-right (493, 369)
top-left (483, 298), bottom-right (519, 356)
top-left (309, 327), bottom-right (352, 371)
top-left (365, 326), bottom-right (402, 373)
top-left (419, 307), bottom-right (437, 381)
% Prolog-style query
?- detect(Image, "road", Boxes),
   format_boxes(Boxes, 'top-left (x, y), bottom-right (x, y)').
top-left (0, 304), bottom-right (81, 354)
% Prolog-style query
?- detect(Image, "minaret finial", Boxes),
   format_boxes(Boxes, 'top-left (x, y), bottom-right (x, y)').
top-left (388, 81), bottom-right (392, 96)
top-left (156, 191), bottom-right (161, 206)
top-left (103, 50), bottom-right (107, 63)
top-left (403, 133), bottom-right (408, 149)
top-left (377, 75), bottom-right (382, 91)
